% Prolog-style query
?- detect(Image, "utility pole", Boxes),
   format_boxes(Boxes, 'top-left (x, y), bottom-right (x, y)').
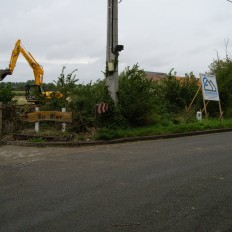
top-left (0, 102), bottom-right (2, 136)
top-left (106, 0), bottom-right (124, 103)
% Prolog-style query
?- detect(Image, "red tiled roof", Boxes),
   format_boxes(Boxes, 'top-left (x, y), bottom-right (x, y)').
top-left (145, 71), bottom-right (167, 81)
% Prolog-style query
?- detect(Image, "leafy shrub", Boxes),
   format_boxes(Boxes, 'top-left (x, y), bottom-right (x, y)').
top-left (117, 64), bottom-right (156, 125)
top-left (54, 66), bottom-right (78, 99)
top-left (69, 79), bottom-right (113, 132)
top-left (158, 70), bottom-right (200, 115)
top-left (2, 104), bottom-right (27, 133)
top-left (0, 82), bottom-right (16, 103)
top-left (209, 56), bottom-right (232, 116)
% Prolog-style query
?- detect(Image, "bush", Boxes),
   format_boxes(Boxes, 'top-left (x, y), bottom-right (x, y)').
top-left (209, 56), bottom-right (232, 116)
top-left (117, 64), bottom-right (156, 125)
top-left (69, 79), bottom-right (113, 132)
top-left (0, 82), bottom-right (16, 103)
top-left (158, 70), bottom-right (200, 115)
top-left (44, 66), bottom-right (79, 111)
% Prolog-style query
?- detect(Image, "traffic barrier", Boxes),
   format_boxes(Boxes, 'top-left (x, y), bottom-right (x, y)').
top-left (96, 103), bottom-right (109, 114)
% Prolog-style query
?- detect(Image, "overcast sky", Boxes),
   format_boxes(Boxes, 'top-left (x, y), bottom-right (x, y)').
top-left (0, 0), bottom-right (232, 83)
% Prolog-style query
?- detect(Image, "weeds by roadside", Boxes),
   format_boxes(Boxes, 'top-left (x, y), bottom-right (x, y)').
top-left (95, 119), bottom-right (232, 140)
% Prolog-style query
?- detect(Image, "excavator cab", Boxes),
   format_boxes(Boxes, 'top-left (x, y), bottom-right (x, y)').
top-left (25, 84), bottom-right (45, 104)
top-left (0, 69), bottom-right (11, 81)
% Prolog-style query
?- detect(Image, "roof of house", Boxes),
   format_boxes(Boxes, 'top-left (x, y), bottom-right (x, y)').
top-left (144, 71), bottom-right (167, 81)
top-left (145, 71), bottom-right (201, 85)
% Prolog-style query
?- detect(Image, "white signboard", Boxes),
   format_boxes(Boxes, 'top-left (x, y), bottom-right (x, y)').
top-left (200, 73), bottom-right (220, 101)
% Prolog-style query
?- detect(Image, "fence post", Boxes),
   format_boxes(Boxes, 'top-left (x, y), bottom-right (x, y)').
top-left (0, 102), bottom-right (2, 136)
top-left (62, 108), bottom-right (66, 132)
top-left (35, 107), bottom-right (40, 133)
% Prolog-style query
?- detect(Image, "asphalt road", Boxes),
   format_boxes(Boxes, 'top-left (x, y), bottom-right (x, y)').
top-left (1, 132), bottom-right (232, 232)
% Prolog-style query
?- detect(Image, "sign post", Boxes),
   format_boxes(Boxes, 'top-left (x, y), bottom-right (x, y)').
top-left (200, 73), bottom-right (223, 119)
top-left (35, 107), bottom-right (40, 133)
top-left (25, 111), bottom-right (72, 123)
top-left (62, 108), bottom-right (66, 132)
top-left (24, 109), bottom-right (72, 133)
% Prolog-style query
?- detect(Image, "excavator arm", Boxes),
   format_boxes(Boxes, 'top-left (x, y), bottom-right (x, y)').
top-left (5, 39), bottom-right (44, 85)
top-left (0, 39), bottom-right (62, 103)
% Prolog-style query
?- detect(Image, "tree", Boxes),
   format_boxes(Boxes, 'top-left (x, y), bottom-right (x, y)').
top-left (54, 66), bottom-right (79, 99)
top-left (209, 56), bottom-right (232, 115)
top-left (68, 79), bottom-right (112, 132)
top-left (0, 83), bottom-right (16, 103)
top-left (158, 70), bottom-right (200, 115)
top-left (117, 64), bottom-right (156, 125)
top-left (45, 66), bottom-right (79, 110)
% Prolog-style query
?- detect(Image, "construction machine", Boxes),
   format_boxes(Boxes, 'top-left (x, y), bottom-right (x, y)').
top-left (0, 39), bottom-right (62, 104)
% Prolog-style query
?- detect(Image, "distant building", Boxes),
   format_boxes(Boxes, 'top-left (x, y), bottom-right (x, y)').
top-left (145, 71), bottom-right (200, 86)
top-left (144, 71), bottom-right (167, 81)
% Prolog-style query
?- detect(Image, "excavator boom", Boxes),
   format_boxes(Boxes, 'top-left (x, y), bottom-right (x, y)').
top-left (0, 39), bottom-right (62, 103)
top-left (7, 39), bottom-right (44, 85)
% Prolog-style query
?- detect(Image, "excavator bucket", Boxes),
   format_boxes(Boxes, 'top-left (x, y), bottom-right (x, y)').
top-left (0, 69), bottom-right (11, 81)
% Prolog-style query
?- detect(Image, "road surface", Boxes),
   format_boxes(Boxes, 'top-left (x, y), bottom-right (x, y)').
top-left (1, 132), bottom-right (232, 232)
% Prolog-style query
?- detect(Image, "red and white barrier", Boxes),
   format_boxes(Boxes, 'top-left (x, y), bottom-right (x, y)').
top-left (96, 103), bottom-right (109, 114)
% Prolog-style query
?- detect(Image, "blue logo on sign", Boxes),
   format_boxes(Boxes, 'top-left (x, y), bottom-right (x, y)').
top-left (203, 77), bottom-right (217, 92)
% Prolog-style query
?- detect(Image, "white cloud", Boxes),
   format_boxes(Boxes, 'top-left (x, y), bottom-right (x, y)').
top-left (0, 0), bottom-right (232, 83)
top-left (40, 57), bottom-right (100, 65)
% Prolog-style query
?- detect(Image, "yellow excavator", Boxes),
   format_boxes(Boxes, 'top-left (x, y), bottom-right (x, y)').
top-left (0, 39), bottom-right (62, 104)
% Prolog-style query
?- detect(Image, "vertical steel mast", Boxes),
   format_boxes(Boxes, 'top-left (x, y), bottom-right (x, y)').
top-left (106, 0), bottom-right (123, 103)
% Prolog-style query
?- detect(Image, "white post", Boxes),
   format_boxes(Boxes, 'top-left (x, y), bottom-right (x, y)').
top-left (35, 107), bottom-right (40, 133)
top-left (62, 108), bottom-right (66, 132)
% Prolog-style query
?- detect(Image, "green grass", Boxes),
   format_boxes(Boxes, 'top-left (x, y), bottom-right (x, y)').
top-left (13, 91), bottom-right (25, 96)
top-left (95, 119), bottom-right (232, 140)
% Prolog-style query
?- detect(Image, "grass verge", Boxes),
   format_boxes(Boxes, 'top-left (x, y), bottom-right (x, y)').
top-left (95, 119), bottom-right (232, 140)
